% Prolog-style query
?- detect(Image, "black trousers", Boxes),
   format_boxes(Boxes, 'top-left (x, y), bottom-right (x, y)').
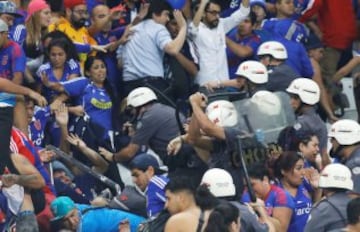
top-left (0, 106), bottom-right (14, 173)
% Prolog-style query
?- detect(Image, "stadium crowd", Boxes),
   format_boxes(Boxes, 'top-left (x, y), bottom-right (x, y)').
top-left (0, 0), bottom-right (359, 231)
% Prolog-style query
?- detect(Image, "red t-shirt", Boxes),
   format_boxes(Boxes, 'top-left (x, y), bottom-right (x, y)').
top-left (300, 0), bottom-right (357, 49)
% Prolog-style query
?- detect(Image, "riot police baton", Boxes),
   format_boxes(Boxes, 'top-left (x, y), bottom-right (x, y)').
top-left (236, 135), bottom-right (257, 203)
top-left (46, 145), bottom-right (122, 196)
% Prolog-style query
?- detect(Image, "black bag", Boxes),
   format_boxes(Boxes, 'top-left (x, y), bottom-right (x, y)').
top-left (137, 210), bottom-right (171, 232)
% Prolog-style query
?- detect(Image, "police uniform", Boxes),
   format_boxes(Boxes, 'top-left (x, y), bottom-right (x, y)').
top-left (231, 201), bottom-right (269, 232)
top-left (304, 192), bottom-right (350, 232)
top-left (131, 103), bottom-right (185, 170)
top-left (345, 147), bottom-right (360, 194)
top-left (267, 62), bottom-right (300, 92)
top-left (211, 127), bottom-right (246, 197)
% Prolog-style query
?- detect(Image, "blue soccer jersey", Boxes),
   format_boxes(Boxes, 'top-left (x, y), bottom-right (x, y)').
top-left (0, 40), bottom-right (26, 106)
top-left (94, 27), bottom-right (125, 91)
top-left (28, 106), bottom-right (51, 147)
top-left (62, 77), bottom-right (113, 140)
top-left (226, 29), bottom-right (261, 79)
top-left (146, 174), bottom-right (169, 218)
top-left (36, 59), bottom-right (81, 101)
top-left (278, 182), bottom-right (312, 232)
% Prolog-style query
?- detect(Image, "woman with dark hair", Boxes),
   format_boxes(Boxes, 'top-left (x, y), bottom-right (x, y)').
top-left (204, 201), bottom-right (240, 232)
top-left (47, 55), bottom-right (116, 146)
top-left (273, 151), bottom-right (320, 232)
top-left (242, 162), bottom-right (294, 232)
top-left (278, 127), bottom-right (322, 170)
top-left (37, 37), bottom-right (81, 102)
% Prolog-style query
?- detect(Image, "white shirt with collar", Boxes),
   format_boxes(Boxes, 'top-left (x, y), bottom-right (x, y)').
top-left (189, 4), bottom-right (250, 86)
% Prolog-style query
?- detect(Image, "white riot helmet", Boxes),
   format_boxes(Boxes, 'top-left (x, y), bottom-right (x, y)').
top-left (201, 168), bottom-right (236, 197)
top-left (251, 90), bottom-right (281, 115)
top-left (235, 60), bottom-right (268, 84)
top-left (206, 100), bottom-right (238, 127)
top-left (127, 87), bottom-right (157, 108)
top-left (286, 78), bottom-right (320, 105)
top-left (257, 41), bottom-right (288, 60)
top-left (328, 119), bottom-right (360, 145)
top-left (319, 163), bottom-right (354, 191)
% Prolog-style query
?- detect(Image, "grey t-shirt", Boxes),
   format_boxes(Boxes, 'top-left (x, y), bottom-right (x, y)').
top-left (304, 192), bottom-right (351, 232)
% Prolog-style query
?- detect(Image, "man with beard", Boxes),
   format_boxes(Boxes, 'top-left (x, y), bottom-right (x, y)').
top-left (49, 0), bottom-right (98, 70)
top-left (189, 0), bottom-right (250, 89)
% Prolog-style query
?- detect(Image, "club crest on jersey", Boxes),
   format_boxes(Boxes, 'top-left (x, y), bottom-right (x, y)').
top-left (34, 119), bottom-right (42, 131)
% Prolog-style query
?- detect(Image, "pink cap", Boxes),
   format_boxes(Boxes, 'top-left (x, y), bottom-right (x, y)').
top-left (26, 0), bottom-right (50, 22)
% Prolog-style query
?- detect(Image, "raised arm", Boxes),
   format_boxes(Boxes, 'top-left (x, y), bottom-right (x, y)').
top-left (164, 10), bottom-right (187, 55)
top-left (189, 92), bottom-right (226, 140)
top-left (67, 133), bottom-right (109, 173)
top-left (192, 0), bottom-right (209, 28)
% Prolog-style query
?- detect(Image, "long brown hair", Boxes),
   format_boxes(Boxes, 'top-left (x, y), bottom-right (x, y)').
top-left (25, 11), bottom-right (47, 45)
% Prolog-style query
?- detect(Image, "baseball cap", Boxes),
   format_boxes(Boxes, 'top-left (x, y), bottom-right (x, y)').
top-left (0, 1), bottom-right (21, 18)
top-left (63, 0), bottom-right (86, 9)
top-left (26, 0), bottom-right (50, 22)
top-left (201, 168), bottom-right (236, 198)
top-left (50, 196), bottom-right (76, 221)
top-left (0, 19), bottom-right (8, 32)
top-left (108, 185), bottom-right (147, 217)
top-left (128, 153), bottom-right (167, 174)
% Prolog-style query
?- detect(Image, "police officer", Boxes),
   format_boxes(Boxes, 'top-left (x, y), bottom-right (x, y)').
top-left (235, 60), bottom-right (268, 97)
top-left (168, 94), bottom-right (245, 197)
top-left (304, 163), bottom-right (353, 232)
top-left (286, 78), bottom-right (330, 168)
top-left (257, 41), bottom-right (300, 92)
top-left (328, 119), bottom-right (360, 196)
top-left (210, 59), bottom-right (268, 96)
top-left (99, 87), bottom-right (189, 171)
